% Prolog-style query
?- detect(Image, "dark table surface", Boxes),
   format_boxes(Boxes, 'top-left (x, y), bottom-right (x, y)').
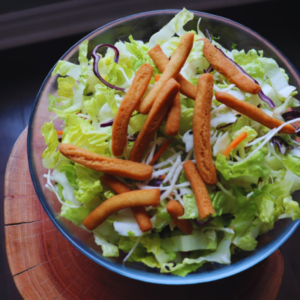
top-left (1, 0), bottom-right (300, 299)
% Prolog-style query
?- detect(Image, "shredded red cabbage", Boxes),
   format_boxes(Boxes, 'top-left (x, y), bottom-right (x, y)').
top-left (194, 217), bottom-right (214, 226)
top-left (282, 110), bottom-right (300, 123)
top-left (204, 65), bottom-right (214, 73)
top-left (148, 178), bottom-right (163, 187)
top-left (92, 44), bottom-right (125, 92)
top-left (216, 120), bottom-right (237, 130)
top-left (205, 30), bottom-right (275, 108)
top-left (127, 133), bottom-right (138, 142)
top-left (270, 136), bottom-right (293, 154)
top-left (99, 113), bottom-right (140, 128)
top-left (205, 29), bottom-right (212, 43)
top-left (100, 119), bottom-right (114, 127)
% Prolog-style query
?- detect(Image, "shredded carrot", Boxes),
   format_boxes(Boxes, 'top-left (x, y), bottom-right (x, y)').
top-left (160, 174), bottom-right (166, 180)
top-left (56, 130), bottom-right (63, 135)
top-left (149, 139), bottom-right (174, 165)
top-left (154, 74), bottom-right (161, 82)
top-left (223, 132), bottom-right (247, 157)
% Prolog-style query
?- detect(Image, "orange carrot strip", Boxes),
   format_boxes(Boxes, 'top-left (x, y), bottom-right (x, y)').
top-left (215, 92), bottom-right (296, 134)
top-left (223, 132), bottom-right (248, 157)
top-left (166, 200), bottom-right (193, 234)
top-left (56, 130), bottom-right (63, 135)
top-left (149, 44), bottom-right (197, 100)
top-left (160, 174), bottom-right (166, 180)
top-left (165, 92), bottom-right (181, 136)
top-left (101, 174), bottom-right (152, 232)
top-left (193, 73), bottom-right (217, 186)
top-left (154, 74), bottom-right (161, 81)
top-left (183, 160), bottom-right (215, 220)
top-left (137, 33), bottom-right (194, 113)
top-left (59, 143), bottom-right (153, 181)
top-left (83, 189), bottom-right (160, 231)
top-left (149, 138), bottom-right (174, 165)
top-left (130, 79), bottom-right (180, 162)
top-left (199, 38), bottom-right (261, 94)
top-left (112, 63), bottom-right (153, 156)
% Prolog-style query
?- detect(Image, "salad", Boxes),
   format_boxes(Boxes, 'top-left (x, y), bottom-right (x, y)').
top-left (41, 8), bottom-right (300, 277)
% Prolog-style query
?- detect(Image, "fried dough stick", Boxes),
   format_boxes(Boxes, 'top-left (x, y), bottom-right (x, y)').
top-left (101, 174), bottom-right (153, 232)
top-left (183, 160), bottom-right (215, 220)
top-left (137, 32), bottom-right (194, 113)
top-left (149, 44), bottom-right (197, 99)
top-left (165, 92), bottom-right (181, 136)
top-left (199, 38), bottom-right (261, 94)
top-left (215, 92), bottom-right (295, 134)
top-left (112, 63), bottom-right (153, 156)
top-left (166, 200), bottom-right (193, 234)
top-left (83, 189), bottom-right (160, 230)
top-left (59, 143), bottom-right (153, 181)
top-left (193, 73), bottom-right (217, 185)
top-left (129, 78), bottom-right (180, 162)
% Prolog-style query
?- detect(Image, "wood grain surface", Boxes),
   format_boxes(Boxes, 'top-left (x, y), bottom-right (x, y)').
top-left (3, 129), bottom-right (284, 300)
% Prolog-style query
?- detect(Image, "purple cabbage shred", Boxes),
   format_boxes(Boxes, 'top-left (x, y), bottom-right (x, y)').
top-left (127, 133), bottom-right (139, 142)
top-left (282, 110), bottom-right (300, 123)
top-left (148, 178), bottom-right (163, 187)
top-left (100, 119), bottom-right (114, 127)
top-left (194, 217), bottom-right (214, 226)
top-left (216, 120), bottom-right (237, 130)
top-left (270, 136), bottom-right (293, 154)
top-left (92, 44), bottom-right (125, 92)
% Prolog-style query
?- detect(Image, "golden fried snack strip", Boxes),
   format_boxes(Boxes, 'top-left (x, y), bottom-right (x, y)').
top-left (137, 32), bottom-right (194, 113)
top-left (129, 78), bottom-right (180, 162)
top-left (112, 64), bottom-right (153, 156)
top-left (183, 160), bottom-right (215, 220)
top-left (83, 189), bottom-right (160, 230)
top-left (215, 92), bottom-right (295, 134)
top-left (165, 92), bottom-right (181, 136)
top-left (199, 38), bottom-right (261, 94)
top-left (59, 143), bottom-right (153, 181)
top-left (166, 200), bottom-right (193, 234)
top-left (193, 74), bottom-right (217, 185)
top-left (149, 44), bottom-right (197, 99)
top-left (101, 174), bottom-right (153, 232)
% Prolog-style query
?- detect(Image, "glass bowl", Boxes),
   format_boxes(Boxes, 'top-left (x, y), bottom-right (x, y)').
top-left (28, 9), bottom-right (300, 284)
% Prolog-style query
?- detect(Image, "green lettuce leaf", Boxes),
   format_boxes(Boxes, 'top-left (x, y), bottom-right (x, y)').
top-left (60, 164), bottom-right (77, 187)
top-left (161, 229), bottom-right (217, 252)
top-left (149, 8), bottom-right (194, 48)
top-left (275, 195), bottom-right (300, 220)
top-left (141, 235), bottom-right (173, 265)
top-left (233, 49), bottom-right (265, 84)
top-left (161, 228), bottom-right (234, 276)
top-left (74, 164), bottom-right (102, 204)
top-left (59, 114), bottom-right (110, 155)
top-left (119, 236), bottom-right (160, 268)
top-left (216, 148), bottom-right (270, 181)
top-left (93, 221), bottom-right (120, 257)
top-left (61, 201), bottom-right (91, 224)
top-left (179, 193), bottom-right (198, 219)
top-left (282, 154), bottom-right (300, 177)
top-left (41, 119), bottom-right (60, 169)
top-left (154, 199), bottom-right (172, 230)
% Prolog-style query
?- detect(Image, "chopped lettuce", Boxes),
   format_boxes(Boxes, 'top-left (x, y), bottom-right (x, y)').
top-left (41, 120), bottom-right (60, 169)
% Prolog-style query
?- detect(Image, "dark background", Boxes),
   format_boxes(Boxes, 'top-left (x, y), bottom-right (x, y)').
top-left (1, 0), bottom-right (300, 299)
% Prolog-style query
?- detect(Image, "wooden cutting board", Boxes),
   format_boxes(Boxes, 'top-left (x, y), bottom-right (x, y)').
top-left (4, 128), bottom-right (284, 300)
